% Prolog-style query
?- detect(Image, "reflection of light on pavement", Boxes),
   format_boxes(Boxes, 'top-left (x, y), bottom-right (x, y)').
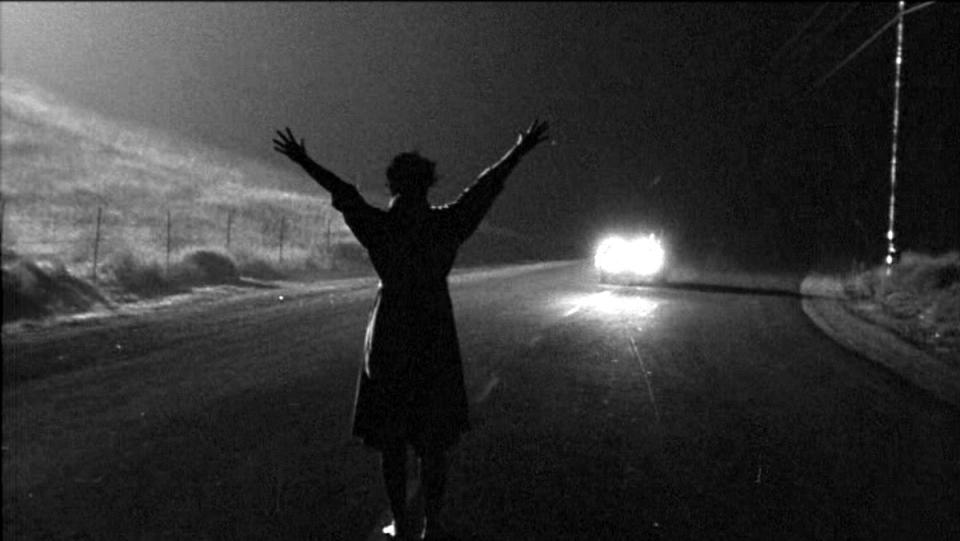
top-left (568, 291), bottom-right (661, 317)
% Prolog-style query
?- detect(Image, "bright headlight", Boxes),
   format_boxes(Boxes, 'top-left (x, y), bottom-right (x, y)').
top-left (595, 234), bottom-right (665, 276)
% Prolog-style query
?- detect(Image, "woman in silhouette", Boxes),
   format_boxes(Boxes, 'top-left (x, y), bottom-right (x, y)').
top-left (273, 119), bottom-right (549, 540)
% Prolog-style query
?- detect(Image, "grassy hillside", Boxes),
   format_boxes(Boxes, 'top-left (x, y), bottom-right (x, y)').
top-left (0, 75), bottom-right (357, 277)
top-left (0, 75), bottom-right (550, 274)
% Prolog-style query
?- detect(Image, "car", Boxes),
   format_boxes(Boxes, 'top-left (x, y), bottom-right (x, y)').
top-left (594, 232), bottom-right (668, 285)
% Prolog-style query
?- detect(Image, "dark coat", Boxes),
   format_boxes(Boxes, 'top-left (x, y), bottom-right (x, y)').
top-left (331, 173), bottom-right (504, 451)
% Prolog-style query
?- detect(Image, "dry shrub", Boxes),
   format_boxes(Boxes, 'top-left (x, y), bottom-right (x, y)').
top-left (2, 255), bottom-right (107, 322)
top-left (171, 249), bottom-right (239, 286)
top-left (886, 251), bottom-right (960, 295)
top-left (928, 284), bottom-right (960, 326)
top-left (867, 251), bottom-right (960, 323)
top-left (101, 250), bottom-right (171, 297)
top-left (231, 251), bottom-right (286, 280)
top-left (331, 242), bottom-right (369, 270)
top-left (883, 290), bottom-right (924, 319)
top-left (843, 270), bottom-right (879, 300)
top-left (3, 259), bottom-right (50, 321)
top-left (230, 246), bottom-right (334, 281)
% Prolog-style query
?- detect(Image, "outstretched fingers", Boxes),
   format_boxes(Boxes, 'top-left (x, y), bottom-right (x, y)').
top-left (532, 120), bottom-right (549, 142)
top-left (272, 127), bottom-right (308, 160)
top-left (518, 119), bottom-right (550, 152)
top-left (273, 129), bottom-right (289, 149)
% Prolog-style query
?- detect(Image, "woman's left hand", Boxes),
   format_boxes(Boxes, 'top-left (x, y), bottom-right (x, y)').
top-left (273, 127), bottom-right (311, 165)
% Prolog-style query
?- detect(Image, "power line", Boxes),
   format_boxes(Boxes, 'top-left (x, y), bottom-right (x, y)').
top-left (719, 3), bottom-right (855, 113)
top-left (753, 3), bottom-right (862, 106)
top-left (778, 2), bottom-right (861, 75)
top-left (811, 1), bottom-right (936, 89)
top-left (765, 3), bottom-right (830, 72)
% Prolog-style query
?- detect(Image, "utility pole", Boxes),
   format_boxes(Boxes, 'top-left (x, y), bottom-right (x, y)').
top-left (92, 206), bottom-right (103, 283)
top-left (278, 216), bottom-right (286, 263)
top-left (885, 0), bottom-right (906, 267)
top-left (166, 209), bottom-right (172, 275)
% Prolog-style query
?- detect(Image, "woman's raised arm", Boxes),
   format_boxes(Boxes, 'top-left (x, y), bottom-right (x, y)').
top-left (447, 119), bottom-right (550, 243)
top-left (273, 127), bottom-right (351, 195)
top-left (477, 119), bottom-right (550, 185)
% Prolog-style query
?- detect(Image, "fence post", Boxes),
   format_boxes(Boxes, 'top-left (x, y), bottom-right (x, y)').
top-left (326, 214), bottom-right (332, 252)
top-left (166, 209), bottom-right (172, 275)
top-left (92, 206), bottom-right (103, 283)
top-left (0, 198), bottom-right (6, 254)
top-left (278, 216), bottom-right (286, 263)
top-left (226, 208), bottom-right (234, 250)
top-left (326, 214), bottom-right (333, 268)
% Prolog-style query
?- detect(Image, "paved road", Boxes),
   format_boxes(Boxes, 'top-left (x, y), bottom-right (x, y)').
top-left (4, 261), bottom-right (958, 540)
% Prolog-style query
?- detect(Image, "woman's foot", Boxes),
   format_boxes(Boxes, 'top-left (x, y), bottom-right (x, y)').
top-left (382, 518), bottom-right (418, 541)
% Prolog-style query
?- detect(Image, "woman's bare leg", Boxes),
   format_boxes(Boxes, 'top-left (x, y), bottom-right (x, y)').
top-left (421, 447), bottom-right (449, 537)
top-left (381, 443), bottom-right (410, 538)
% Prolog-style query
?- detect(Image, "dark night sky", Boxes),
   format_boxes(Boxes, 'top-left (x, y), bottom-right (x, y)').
top-left (2, 2), bottom-right (957, 269)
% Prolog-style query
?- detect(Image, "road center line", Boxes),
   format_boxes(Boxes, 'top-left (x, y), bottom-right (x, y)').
top-left (628, 334), bottom-right (662, 426)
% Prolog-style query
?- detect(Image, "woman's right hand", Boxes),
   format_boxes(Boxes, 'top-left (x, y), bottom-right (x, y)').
top-left (515, 119), bottom-right (550, 156)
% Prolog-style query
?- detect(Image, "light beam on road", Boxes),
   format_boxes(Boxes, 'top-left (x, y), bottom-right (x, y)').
top-left (564, 291), bottom-right (661, 317)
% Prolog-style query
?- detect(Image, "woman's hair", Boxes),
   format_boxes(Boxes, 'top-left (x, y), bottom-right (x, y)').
top-left (386, 151), bottom-right (437, 196)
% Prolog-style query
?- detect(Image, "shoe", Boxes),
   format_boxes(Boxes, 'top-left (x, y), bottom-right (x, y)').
top-left (383, 519), bottom-right (417, 540)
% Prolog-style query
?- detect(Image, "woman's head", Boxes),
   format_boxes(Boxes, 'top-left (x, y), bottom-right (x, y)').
top-left (386, 152), bottom-right (437, 197)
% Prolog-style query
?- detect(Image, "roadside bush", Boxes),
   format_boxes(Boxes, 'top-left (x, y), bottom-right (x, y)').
top-left (927, 283), bottom-right (960, 324)
top-left (3, 259), bottom-right (49, 321)
top-left (843, 252), bottom-right (960, 302)
top-left (886, 251), bottom-right (960, 295)
top-left (331, 241), bottom-right (370, 270)
top-left (102, 250), bottom-right (171, 297)
top-left (865, 251), bottom-right (960, 324)
top-left (231, 250), bottom-right (286, 280)
top-left (842, 271), bottom-right (878, 300)
top-left (171, 249), bottom-right (239, 286)
top-left (3, 255), bottom-right (107, 322)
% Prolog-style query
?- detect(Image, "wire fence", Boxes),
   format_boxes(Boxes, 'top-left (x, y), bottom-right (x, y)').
top-left (0, 196), bottom-right (355, 281)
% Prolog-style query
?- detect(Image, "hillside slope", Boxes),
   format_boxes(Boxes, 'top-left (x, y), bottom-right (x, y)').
top-left (1, 76), bottom-right (549, 271)
top-left (1, 75), bottom-right (349, 269)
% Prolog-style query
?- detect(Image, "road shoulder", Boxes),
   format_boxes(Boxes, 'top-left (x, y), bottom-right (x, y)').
top-left (801, 275), bottom-right (960, 408)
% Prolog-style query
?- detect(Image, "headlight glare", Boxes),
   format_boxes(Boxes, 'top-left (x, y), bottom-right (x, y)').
top-left (595, 234), bottom-right (665, 277)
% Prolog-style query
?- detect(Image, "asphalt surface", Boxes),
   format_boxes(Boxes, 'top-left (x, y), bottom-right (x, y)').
top-left (4, 261), bottom-right (959, 540)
